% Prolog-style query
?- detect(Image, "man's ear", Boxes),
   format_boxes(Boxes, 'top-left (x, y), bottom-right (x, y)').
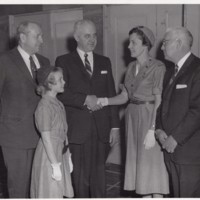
top-left (176, 38), bottom-right (182, 49)
top-left (20, 33), bottom-right (26, 43)
top-left (73, 33), bottom-right (79, 42)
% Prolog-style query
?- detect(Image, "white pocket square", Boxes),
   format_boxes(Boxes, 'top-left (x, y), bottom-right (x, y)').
top-left (176, 84), bottom-right (187, 89)
top-left (101, 70), bottom-right (108, 74)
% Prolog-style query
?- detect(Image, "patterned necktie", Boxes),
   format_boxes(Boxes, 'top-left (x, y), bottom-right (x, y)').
top-left (169, 64), bottom-right (179, 85)
top-left (84, 53), bottom-right (92, 77)
top-left (29, 56), bottom-right (37, 81)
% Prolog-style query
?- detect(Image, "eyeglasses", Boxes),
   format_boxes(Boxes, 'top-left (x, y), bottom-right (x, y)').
top-left (162, 38), bottom-right (177, 47)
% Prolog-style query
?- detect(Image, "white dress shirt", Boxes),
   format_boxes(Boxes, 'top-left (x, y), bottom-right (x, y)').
top-left (17, 45), bottom-right (40, 77)
top-left (77, 48), bottom-right (94, 72)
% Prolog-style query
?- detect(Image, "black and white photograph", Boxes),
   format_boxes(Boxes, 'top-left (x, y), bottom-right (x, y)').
top-left (0, 3), bottom-right (200, 198)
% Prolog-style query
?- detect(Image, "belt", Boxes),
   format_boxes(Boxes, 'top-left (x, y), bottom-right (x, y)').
top-left (129, 99), bottom-right (155, 105)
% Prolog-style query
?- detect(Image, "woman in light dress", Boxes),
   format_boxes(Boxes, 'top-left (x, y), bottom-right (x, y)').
top-left (98, 26), bottom-right (169, 197)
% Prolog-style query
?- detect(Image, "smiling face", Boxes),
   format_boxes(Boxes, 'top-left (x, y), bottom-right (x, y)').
top-left (74, 22), bottom-right (97, 53)
top-left (20, 23), bottom-right (43, 55)
top-left (128, 33), bottom-right (147, 58)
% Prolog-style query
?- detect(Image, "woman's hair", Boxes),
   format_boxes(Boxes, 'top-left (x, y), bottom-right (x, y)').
top-left (36, 67), bottom-right (63, 96)
top-left (129, 26), bottom-right (153, 51)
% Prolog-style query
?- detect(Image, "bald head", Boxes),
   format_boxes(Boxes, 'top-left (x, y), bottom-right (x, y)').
top-left (162, 27), bottom-right (193, 63)
top-left (166, 27), bottom-right (193, 49)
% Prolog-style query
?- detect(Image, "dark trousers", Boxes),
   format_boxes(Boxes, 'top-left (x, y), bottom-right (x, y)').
top-left (166, 160), bottom-right (200, 197)
top-left (1, 147), bottom-right (35, 198)
top-left (69, 124), bottom-right (110, 198)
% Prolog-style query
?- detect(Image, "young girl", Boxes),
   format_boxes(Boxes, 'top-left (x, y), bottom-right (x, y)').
top-left (31, 66), bottom-right (74, 198)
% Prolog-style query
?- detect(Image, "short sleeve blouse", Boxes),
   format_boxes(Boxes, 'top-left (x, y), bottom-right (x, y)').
top-left (124, 57), bottom-right (166, 101)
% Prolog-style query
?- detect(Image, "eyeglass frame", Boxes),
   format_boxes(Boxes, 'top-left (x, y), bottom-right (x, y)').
top-left (162, 38), bottom-right (178, 47)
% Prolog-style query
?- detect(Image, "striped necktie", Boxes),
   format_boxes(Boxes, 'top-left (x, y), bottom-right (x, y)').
top-left (84, 53), bottom-right (92, 77)
top-left (169, 64), bottom-right (179, 85)
top-left (29, 56), bottom-right (37, 81)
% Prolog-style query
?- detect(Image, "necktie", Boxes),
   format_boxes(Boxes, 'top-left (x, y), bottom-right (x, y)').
top-left (84, 53), bottom-right (92, 77)
top-left (29, 56), bottom-right (37, 81)
top-left (169, 64), bottom-right (179, 85)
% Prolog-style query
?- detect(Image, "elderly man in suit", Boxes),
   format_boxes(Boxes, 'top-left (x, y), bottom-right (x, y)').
top-left (156, 27), bottom-right (200, 197)
top-left (0, 21), bottom-right (50, 198)
top-left (55, 19), bottom-right (120, 198)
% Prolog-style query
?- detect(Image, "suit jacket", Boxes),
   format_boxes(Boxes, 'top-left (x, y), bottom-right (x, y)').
top-left (157, 53), bottom-right (200, 164)
top-left (0, 47), bottom-right (50, 149)
top-left (55, 51), bottom-right (120, 144)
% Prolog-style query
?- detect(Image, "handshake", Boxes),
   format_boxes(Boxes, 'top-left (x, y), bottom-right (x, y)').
top-left (84, 95), bottom-right (109, 111)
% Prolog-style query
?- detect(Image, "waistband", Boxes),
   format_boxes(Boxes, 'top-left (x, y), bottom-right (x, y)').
top-left (129, 99), bottom-right (155, 105)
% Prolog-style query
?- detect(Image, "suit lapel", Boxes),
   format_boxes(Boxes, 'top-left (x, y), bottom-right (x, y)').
top-left (91, 53), bottom-right (101, 79)
top-left (10, 48), bottom-right (36, 85)
top-left (174, 54), bottom-right (194, 82)
top-left (73, 51), bottom-right (91, 79)
top-left (162, 54), bottom-right (195, 115)
top-left (164, 54), bottom-right (194, 98)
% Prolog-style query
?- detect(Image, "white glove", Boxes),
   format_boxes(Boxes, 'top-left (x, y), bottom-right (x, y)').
top-left (69, 153), bottom-right (73, 173)
top-left (143, 129), bottom-right (156, 150)
top-left (51, 162), bottom-right (62, 181)
top-left (97, 98), bottom-right (108, 106)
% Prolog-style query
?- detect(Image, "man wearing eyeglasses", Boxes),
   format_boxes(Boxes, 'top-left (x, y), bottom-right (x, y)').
top-left (156, 27), bottom-right (200, 197)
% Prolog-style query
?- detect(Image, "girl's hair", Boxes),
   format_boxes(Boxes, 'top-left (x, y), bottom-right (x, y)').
top-left (129, 26), bottom-right (153, 51)
top-left (36, 67), bottom-right (63, 96)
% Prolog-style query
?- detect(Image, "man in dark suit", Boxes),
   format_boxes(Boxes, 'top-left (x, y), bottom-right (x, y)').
top-left (55, 19), bottom-right (120, 198)
top-left (0, 21), bottom-right (50, 198)
top-left (156, 27), bottom-right (200, 197)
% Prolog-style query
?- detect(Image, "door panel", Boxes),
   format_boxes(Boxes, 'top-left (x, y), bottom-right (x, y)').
top-left (9, 9), bottom-right (83, 64)
top-left (104, 5), bottom-right (157, 92)
top-left (104, 5), bottom-right (182, 92)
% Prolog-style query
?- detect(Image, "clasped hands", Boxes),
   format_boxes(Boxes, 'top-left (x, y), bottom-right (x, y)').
top-left (155, 129), bottom-right (177, 153)
top-left (84, 95), bottom-right (108, 111)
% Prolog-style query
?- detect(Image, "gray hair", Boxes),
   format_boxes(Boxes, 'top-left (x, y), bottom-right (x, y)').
top-left (166, 27), bottom-right (193, 48)
top-left (73, 19), bottom-right (96, 36)
top-left (16, 21), bottom-right (40, 42)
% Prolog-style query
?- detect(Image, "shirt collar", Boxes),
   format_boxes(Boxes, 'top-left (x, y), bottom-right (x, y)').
top-left (17, 45), bottom-right (40, 69)
top-left (77, 48), bottom-right (93, 60)
top-left (177, 51), bottom-right (191, 70)
top-left (17, 45), bottom-right (30, 61)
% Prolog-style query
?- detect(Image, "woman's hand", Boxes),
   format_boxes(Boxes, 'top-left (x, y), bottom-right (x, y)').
top-left (143, 129), bottom-right (156, 150)
top-left (97, 97), bottom-right (108, 106)
top-left (51, 163), bottom-right (62, 181)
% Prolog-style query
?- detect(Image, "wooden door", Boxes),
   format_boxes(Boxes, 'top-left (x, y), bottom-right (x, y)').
top-left (9, 9), bottom-right (83, 64)
top-left (104, 5), bottom-right (183, 165)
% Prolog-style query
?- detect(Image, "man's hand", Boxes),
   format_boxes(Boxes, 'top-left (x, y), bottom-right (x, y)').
top-left (155, 129), bottom-right (168, 146)
top-left (162, 135), bottom-right (178, 153)
top-left (84, 95), bottom-right (102, 111)
top-left (109, 129), bottom-right (120, 147)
